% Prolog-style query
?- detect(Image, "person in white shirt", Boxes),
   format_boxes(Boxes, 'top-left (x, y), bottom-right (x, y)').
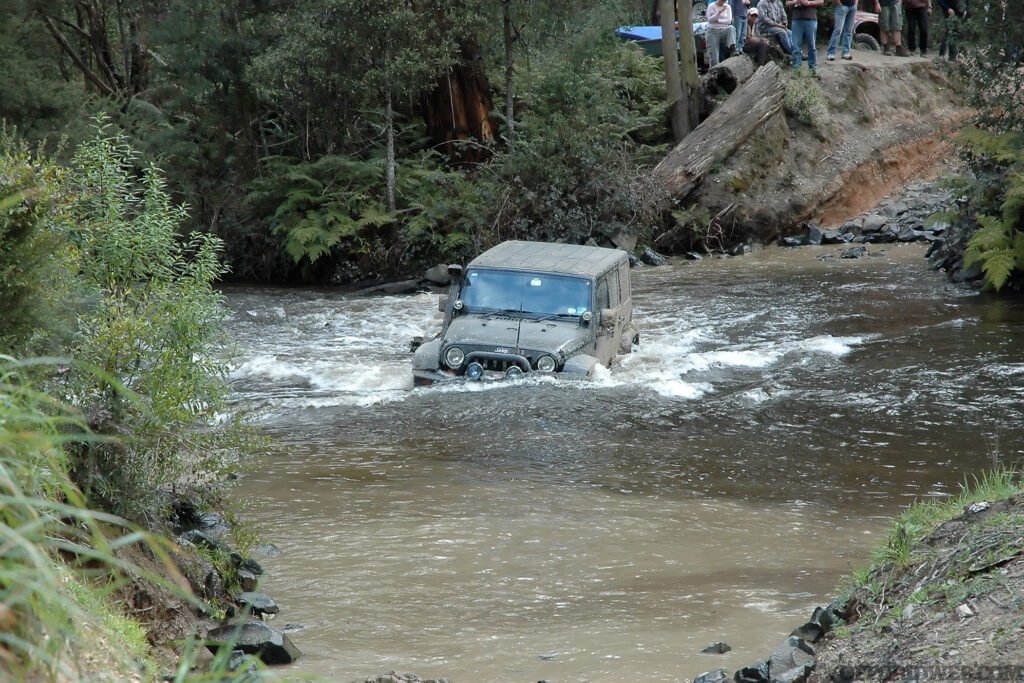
top-left (706, 0), bottom-right (738, 67)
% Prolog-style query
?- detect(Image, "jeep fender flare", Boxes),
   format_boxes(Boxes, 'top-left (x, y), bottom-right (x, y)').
top-left (413, 338), bottom-right (442, 371)
top-left (562, 354), bottom-right (601, 377)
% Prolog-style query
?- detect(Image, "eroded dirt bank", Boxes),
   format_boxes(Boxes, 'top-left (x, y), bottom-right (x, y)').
top-left (656, 52), bottom-right (968, 252)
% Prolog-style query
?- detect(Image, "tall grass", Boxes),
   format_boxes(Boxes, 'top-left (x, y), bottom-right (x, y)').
top-left (0, 358), bottom-right (258, 681)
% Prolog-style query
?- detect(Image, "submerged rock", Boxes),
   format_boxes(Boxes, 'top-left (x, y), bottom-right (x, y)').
top-left (701, 641), bottom-right (732, 654)
top-left (207, 622), bottom-right (301, 665)
top-left (693, 668), bottom-right (730, 683)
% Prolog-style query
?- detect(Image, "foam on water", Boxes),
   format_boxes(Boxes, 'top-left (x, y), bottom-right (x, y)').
top-left (225, 286), bottom-right (866, 412)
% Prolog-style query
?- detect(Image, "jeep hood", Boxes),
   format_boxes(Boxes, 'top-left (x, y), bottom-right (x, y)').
top-left (443, 315), bottom-right (588, 355)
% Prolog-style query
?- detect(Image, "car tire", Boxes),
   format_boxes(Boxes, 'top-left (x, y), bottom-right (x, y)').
top-left (692, 1), bottom-right (707, 20)
top-left (854, 33), bottom-right (881, 51)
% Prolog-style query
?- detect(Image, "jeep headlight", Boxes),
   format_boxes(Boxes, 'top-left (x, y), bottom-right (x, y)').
top-left (536, 355), bottom-right (556, 372)
top-left (444, 346), bottom-right (465, 368)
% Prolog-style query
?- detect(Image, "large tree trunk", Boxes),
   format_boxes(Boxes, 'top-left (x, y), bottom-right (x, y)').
top-left (423, 40), bottom-right (497, 164)
top-left (653, 62), bottom-right (785, 199)
top-left (503, 0), bottom-right (516, 150)
top-left (660, 0), bottom-right (686, 142)
top-left (677, 1), bottom-right (702, 130)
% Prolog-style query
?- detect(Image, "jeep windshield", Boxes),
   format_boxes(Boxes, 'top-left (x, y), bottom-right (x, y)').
top-left (459, 269), bottom-right (592, 318)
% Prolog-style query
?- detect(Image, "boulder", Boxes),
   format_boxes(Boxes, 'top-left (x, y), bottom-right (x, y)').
top-left (701, 641), bottom-right (732, 654)
top-left (360, 674), bottom-right (452, 683)
top-left (423, 264), bottom-right (451, 286)
top-left (840, 246), bottom-right (869, 259)
top-left (734, 658), bottom-right (770, 683)
top-left (769, 636), bottom-right (815, 683)
top-left (693, 668), bottom-right (730, 683)
top-left (627, 252), bottom-right (644, 268)
top-left (861, 213), bottom-right (887, 233)
top-left (238, 568), bottom-right (260, 592)
top-left (611, 230), bottom-right (638, 252)
top-left (790, 620), bottom-right (824, 643)
top-left (805, 224), bottom-right (824, 246)
top-left (237, 591), bottom-right (279, 616)
top-left (896, 226), bottom-right (918, 242)
top-left (821, 230), bottom-right (844, 245)
top-left (778, 236), bottom-right (805, 248)
top-left (207, 622), bottom-right (302, 665)
top-left (639, 247), bottom-right (668, 266)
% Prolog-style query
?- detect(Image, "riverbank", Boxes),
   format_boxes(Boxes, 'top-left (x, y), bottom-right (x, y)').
top-left (653, 49), bottom-right (968, 257)
top-left (693, 471), bottom-right (1024, 683)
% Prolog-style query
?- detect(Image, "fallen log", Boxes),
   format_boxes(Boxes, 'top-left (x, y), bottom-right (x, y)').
top-left (653, 61), bottom-right (786, 199)
top-left (701, 54), bottom-right (756, 95)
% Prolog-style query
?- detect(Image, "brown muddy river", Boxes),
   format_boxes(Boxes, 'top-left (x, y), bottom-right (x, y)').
top-left (224, 244), bottom-right (1024, 681)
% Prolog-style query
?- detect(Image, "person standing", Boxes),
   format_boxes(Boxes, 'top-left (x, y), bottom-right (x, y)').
top-left (905, 0), bottom-right (932, 55)
top-left (936, 0), bottom-right (968, 59)
top-left (757, 0), bottom-right (796, 58)
top-left (706, 0), bottom-right (738, 67)
top-left (731, 0), bottom-right (752, 53)
top-left (787, 0), bottom-right (824, 75)
top-left (875, 0), bottom-right (912, 55)
top-left (826, 0), bottom-right (858, 60)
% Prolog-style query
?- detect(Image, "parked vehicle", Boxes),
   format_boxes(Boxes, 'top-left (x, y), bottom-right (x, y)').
top-left (852, 10), bottom-right (881, 50)
top-left (614, 23), bottom-right (710, 69)
top-left (412, 241), bottom-right (638, 386)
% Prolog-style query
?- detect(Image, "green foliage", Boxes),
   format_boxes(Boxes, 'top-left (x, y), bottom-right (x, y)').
top-left (0, 358), bottom-right (262, 681)
top-left (783, 75), bottom-right (830, 130)
top-left (0, 130), bottom-right (68, 353)
top-left (56, 118), bottom-right (254, 520)
top-left (944, 129), bottom-right (1024, 291)
top-left (245, 147), bottom-right (468, 279)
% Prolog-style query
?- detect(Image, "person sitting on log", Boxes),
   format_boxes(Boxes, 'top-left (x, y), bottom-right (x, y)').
top-left (756, 0), bottom-right (796, 60)
top-left (743, 6), bottom-right (771, 66)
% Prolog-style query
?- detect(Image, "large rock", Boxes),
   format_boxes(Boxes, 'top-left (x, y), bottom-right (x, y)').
top-left (639, 247), bottom-right (668, 266)
top-left (769, 636), bottom-right (815, 683)
top-left (734, 658), bottom-right (770, 683)
top-left (423, 264), bottom-right (451, 286)
top-left (693, 668), bottom-right (730, 683)
top-left (207, 622), bottom-right (301, 665)
top-left (237, 591), bottom-right (279, 616)
top-left (361, 674), bottom-right (452, 683)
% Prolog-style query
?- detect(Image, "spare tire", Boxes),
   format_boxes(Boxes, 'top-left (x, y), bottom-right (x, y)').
top-left (854, 33), bottom-right (880, 50)
top-left (692, 1), bottom-right (708, 19)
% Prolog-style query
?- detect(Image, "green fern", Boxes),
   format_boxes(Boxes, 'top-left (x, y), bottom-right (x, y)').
top-left (955, 130), bottom-right (1024, 291)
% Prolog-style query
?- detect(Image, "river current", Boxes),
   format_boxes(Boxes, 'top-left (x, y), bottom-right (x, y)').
top-left (224, 244), bottom-right (1024, 681)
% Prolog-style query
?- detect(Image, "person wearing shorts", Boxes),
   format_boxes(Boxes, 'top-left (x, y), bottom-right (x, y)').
top-left (875, 0), bottom-right (911, 55)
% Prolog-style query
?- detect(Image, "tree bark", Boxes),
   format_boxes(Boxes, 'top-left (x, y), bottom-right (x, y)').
top-left (660, 0), bottom-right (686, 142)
top-left (384, 34), bottom-right (397, 214)
top-left (653, 62), bottom-right (785, 198)
top-left (677, 1), bottom-right (702, 130)
top-left (503, 0), bottom-right (515, 150)
top-left (422, 40), bottom-right (497, 163)
top-left (701, 55), bottom-right (756, 95)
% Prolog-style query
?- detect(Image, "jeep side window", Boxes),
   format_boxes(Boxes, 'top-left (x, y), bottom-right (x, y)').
top-left (607, 269), bottom-right (619, 306)
top-left (595, 277), bottom-right (610, 311)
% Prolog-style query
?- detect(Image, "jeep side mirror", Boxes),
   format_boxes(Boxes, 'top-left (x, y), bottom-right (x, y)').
top-left (447, 264), bottom-right (463, 279)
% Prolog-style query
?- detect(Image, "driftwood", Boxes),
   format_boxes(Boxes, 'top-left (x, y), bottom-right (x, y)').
top-left (653, 61), bottom-right (786, 199)
top-left (701, 55), bottom-right (756, 95)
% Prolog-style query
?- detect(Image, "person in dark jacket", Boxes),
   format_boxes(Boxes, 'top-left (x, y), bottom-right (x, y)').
top-left (936, 0), bottom-right (968, 59)
top-left (905, 0), bottom-right (932, 55)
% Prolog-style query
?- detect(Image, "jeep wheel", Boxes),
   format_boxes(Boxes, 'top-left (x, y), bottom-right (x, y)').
top-left (854, 33), bottom-right (880, 51)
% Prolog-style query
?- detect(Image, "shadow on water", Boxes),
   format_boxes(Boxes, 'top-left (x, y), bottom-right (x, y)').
top-left (223, 244), bottom-right (1024, 680)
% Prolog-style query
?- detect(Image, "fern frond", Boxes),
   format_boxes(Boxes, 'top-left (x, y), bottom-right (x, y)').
top-left (980, 248), bottom-right (1015, 291)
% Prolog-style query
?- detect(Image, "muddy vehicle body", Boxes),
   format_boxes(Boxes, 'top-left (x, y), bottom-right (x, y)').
top-left (412, 241), bottom-right (638, 386)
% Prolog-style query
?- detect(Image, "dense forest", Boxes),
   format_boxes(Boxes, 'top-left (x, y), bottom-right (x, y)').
top-left (2, 0), bottom-right (677, 284)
